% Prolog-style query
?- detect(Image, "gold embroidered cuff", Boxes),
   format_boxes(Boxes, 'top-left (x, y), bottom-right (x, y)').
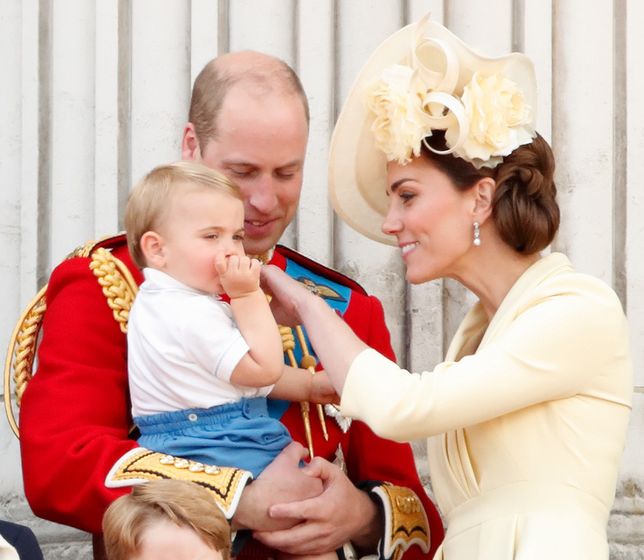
top-left (105, 448), bottom-right (252, 519)
top-left (369, 483), bottom-right (431, 560)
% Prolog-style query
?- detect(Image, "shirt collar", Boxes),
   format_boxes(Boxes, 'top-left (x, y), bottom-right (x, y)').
top-left (142, 267), bottom-right (216, 297)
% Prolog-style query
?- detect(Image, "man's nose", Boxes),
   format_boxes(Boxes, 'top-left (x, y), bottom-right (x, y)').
top-left (245, 175), bottom-right (279, 214)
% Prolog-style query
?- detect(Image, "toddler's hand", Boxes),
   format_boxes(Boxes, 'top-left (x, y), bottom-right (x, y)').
top-left (215, 254), bottom-right (261, 298)
top-left (309, 370), bottom-right (339, 405)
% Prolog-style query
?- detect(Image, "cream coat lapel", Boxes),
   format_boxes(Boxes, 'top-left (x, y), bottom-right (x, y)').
top-left (478, 253), bottom-right (573, 351)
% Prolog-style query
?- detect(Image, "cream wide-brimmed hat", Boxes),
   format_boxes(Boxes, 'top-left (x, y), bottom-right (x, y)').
top-left (328, 15), bottom-right (537, 246)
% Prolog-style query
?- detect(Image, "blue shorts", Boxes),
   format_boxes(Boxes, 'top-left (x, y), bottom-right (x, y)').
top-left (135, 397), bottom-right (292, 478)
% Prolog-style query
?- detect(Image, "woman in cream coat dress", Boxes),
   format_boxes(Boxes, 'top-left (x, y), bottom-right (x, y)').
top-left (260, 16), bottom-right (633, 560)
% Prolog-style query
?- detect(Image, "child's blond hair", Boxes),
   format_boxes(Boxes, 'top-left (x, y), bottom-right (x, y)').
top-left (102, 479), bottom-right (231, 560)
top-left (125, 160), bottom-right (241, 268)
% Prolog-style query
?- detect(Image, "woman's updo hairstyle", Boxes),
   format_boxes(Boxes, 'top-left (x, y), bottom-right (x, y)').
top-left (421, 131), bottom-right (559, 254)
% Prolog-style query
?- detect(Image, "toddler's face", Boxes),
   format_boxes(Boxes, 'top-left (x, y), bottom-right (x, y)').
top-left (132, 518), bottom-right (223, 560)
top-left (159, 188), bottom-right (245, 294)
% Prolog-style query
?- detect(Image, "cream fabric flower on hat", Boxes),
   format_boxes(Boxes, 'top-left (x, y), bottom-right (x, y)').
top-left (367, 65), bottom-right (430, 164)
top-left (449, 71), bottom-right (534, 168)
top-left (364, 16), bottom-right (536, 170)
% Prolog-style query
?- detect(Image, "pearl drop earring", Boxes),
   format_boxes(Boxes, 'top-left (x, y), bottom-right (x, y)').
top-left (473, 222), bottom-right (481, 246)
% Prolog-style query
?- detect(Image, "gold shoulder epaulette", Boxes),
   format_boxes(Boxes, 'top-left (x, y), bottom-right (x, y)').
top-left (63, 231), bottom-right (138, 334)
top-left (65, 232), bottom-right (126, 260)
top-left (88, 245), bottom-right (138, 334)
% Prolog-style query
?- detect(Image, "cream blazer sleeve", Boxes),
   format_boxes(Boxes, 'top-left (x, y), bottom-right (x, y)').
top-left (340, 259), bottom-right (632, 443)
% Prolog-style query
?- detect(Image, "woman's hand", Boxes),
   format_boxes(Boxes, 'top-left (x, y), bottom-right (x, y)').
top-left (260, 265), bottom-right (316, 326)
top-left (263, 263), bottom-right (368, 396)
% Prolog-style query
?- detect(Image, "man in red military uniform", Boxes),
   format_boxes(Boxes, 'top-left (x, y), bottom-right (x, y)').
top-left (19, 51), bottom-right (444, 559)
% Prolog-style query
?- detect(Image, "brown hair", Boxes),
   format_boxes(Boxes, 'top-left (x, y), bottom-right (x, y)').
top-left (422, 131), bottom-right (559, 254)
top-left (125, 160), bottom-right (242, 268)
top-left (102, 479), bottom-right (231, 560)
top-left (189, 52), bottom-right (310, 148)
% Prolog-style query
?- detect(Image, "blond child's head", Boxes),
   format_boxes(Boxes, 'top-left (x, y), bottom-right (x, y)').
top-left (125, 161), bottom-right (245, 294)
top-left (102, 479), bottom-right (231, 560)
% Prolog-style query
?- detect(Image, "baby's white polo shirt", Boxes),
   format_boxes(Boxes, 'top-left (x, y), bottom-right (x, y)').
top-left (127, 268), bottom-right (272, 417)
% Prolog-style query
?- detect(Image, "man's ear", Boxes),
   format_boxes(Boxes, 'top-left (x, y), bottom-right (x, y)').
top-left (140, 231), bottom-right (166, 268)
top-left (181, 122), bottom-right (201, 161)
top-left (472, 177), bottom-right (496, 225)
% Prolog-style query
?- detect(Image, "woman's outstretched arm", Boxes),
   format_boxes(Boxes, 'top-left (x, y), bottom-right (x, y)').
top-left (261, 264), bottom-right (367, 394)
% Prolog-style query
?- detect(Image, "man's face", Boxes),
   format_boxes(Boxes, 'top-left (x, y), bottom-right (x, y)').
top-left (190, 87), bottom-right (309, 256)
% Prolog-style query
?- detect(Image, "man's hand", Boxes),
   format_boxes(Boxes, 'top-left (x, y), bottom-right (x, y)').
top-left (253, 457), bottom-right (381, 555)
top-left (216, 254), bottom-right (261, 298)
top-left (232, 442), bottom-right (323, 532)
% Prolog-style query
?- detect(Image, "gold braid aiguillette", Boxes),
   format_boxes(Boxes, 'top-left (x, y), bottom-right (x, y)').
top-left (295, 326), bottom-right (328, 441)
top-left (280, 325), bottom-right (314, 458)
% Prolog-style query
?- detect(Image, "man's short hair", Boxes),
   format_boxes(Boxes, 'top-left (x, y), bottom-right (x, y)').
top-left (189, 52), bottom-right (310, 147)
top-left (102, 479), bottom-right (231, 560)
top-left (125, 160), bottom-right (241, 268)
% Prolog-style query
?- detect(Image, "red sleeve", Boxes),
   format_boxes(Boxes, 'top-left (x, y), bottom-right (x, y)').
top-left (19, 256), bottom-right (137, 534)
top-left (342, 295), bottom-right (445, 558)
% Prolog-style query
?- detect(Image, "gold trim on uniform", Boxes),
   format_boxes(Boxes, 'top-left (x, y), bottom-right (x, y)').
top-left (5, 234), bottom-right (137, 439)
top-left (66, 233), bottom-right (124, 259)
top-left (105, 448), bottom-right (252, 519)
top-left (372, 483), bottom-right (430, 559)
top-left (249, 247), bottom-right (275, 265)
top-left (89, 248), bottom-right (139, 333)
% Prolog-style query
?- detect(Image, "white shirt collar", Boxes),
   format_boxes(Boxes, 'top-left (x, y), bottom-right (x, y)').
top-left (142, 267), bottom-right (218, 297)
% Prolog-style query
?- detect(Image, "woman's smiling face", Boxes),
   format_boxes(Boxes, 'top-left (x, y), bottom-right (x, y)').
top-left (381, 156), bottom-right (477, 284)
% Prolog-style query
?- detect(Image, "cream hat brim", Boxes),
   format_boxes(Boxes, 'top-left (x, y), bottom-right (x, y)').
top-left (328, 17), bottom-right (536, 246)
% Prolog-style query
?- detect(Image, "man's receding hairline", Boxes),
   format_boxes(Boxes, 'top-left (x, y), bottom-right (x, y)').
top-left (189, 50), bottom-right (310, 146)
top-left (213, 51), bottom-right (303, 96)
top-left (219, 70), bottom-right (301, 98)
top-left (212, 50), bottom-right (291, 75)
top-left (212, 74), bottom-right (309, 137)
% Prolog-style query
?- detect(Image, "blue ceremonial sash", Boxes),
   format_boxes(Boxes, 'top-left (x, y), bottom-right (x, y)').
top-left (267, 257), bottom-right (351, 420)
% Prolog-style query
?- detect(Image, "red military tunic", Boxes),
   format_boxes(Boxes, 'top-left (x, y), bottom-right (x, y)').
top-left (19, 234), bottom-right (444, 558)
